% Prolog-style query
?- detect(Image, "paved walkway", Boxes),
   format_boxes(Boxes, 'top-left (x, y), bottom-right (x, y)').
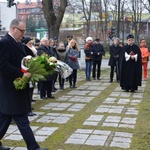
top-left (3, 71), bottom-right (146, 150)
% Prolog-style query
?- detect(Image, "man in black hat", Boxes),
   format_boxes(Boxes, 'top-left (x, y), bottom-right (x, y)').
top-left (35, 38), bottom-right (40, 50)
top-left (120, 34), bottom-right (142, 92)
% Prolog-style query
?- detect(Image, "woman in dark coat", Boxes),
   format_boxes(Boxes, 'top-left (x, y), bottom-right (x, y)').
top-left (84, 37), bottom-right (95, 81)
top-left (56, 42), bottom-right (67, 89)
top-left (108, 37), bottom-right (122, 82)
top-left (22, 37), bottom-right (37, 116)
top-left (120, 34), bottom-right (142, 92)
top-left (49, 38), bottom-right (58, 92)
top-left (67, 39), bottom-right (80, 88)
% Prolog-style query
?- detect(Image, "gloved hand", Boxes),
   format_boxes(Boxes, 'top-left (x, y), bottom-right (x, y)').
top-left (71, 56), bottom-right (76, 61)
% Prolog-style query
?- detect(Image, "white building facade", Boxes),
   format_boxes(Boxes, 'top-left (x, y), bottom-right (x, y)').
top-left (0, 2), bottom-right (16, 31)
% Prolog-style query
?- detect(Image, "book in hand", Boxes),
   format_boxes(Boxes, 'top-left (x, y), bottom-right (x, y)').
top-left (129, 51), bottom-right (135, 56)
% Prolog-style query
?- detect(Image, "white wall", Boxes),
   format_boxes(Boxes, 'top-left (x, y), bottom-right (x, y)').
top-left (0, 2), bottom-right (17, 31)
top-left (78, 48), bottom-right (85, 69)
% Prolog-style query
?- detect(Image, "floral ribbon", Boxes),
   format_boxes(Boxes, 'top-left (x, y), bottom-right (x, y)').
top-left (21, 55), bottom-right (32, 73)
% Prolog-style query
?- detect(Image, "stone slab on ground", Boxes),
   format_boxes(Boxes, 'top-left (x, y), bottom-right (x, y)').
top-left (65, 129), bottom-right (133, 148)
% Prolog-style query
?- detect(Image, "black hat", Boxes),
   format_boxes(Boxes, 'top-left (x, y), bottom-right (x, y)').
top-left (67, 36), bottom-right (73, 39)
top-left (126, 34), bottom-right (134, 39)
top-left (95, 38), bottom-right (100, 42)
top-left (22, 37), bottom-right (33, 44)
top-left (35, 38), bottom-right (40, 43)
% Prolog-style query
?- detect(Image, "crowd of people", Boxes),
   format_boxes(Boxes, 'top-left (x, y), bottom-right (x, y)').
top-left (20, 36), bottom-right (81, 117)
top-left (0, 18), bottom-right (81, 150)
top-left (83, 34), bottom-right (149, 93)
top-left (0, 18), bottom-right (149, 150)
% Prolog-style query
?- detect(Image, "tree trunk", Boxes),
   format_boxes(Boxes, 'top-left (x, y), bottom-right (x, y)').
top-left (42, 0), bottom-right (68, 39)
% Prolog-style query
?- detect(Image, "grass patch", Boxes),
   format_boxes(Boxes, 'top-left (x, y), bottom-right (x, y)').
top-left (131, 77), bottom-right (150, 150)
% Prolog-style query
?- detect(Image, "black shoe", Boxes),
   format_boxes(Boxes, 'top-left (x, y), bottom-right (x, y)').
top-left (86, 78), bottom-right (91, 81)
top-left (109, 80), bottom-right (112, 83)
top-left (60, 85), bottom-right (64, 90)
top-left (51, 89), bottom-right (56, 92)
top-left (36, 148), bottom-right (48, 150)
top-left (31, 107), bottom-right (34, 110)
top-left (54, 87), bottom-right (57, 90)
top-left (125, 89), bottom-right (129, 92)
top-left (130, 90), bottom-right (135, 92)
top-left (72, 85), bottom-right (77, 88)
top-left (93, 78), bottom-right (96, 80)
top-left (28, 112), bottom-right (36, 116)
top-left (31, 99), bottom-right (36, 102)
top-left (0, 145), bottom-right (10, 150)
top-left (97, 78), bottom-right (101, 80)
top-left (41, 97), bottom-right (47, 100)
top-left (47, 96), bottom-right (55, 99)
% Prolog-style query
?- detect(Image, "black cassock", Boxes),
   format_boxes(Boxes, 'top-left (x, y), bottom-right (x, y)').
top-left (120, 44), bottom-right (142, 91)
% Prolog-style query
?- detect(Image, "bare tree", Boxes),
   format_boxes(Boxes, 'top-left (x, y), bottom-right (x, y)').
top-left (91, 0), bottom-right (105, 42)
top-left (120, 0), bottom-right (126, 42)
top-left (103, 0), bottom-right (109, 42)
top-left (140, 0), bottom-right (150, 13)
top-left (41, 0), bottom-right (68, 38)
top-left (130, 0), bottom-right (143, 43)
top-left (91, 0), bottom-right (101, 39)
top-left (81, 0), bottom-right (93, 37)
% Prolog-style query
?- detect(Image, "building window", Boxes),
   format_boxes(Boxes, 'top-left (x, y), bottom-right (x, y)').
top-left (22, 9), bottom-right (26, 12)
top-left (18, 9), bottom-right (21, 13)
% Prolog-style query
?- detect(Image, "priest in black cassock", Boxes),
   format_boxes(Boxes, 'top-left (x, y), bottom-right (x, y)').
top-left (120, 34), bottom-right (142, 92)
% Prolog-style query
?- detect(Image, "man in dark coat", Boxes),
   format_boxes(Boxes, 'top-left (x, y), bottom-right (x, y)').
top-left (37, 37), bottom-right (54, 99)
top-left (120, 34), bottom-right (142, 92)
top-left (92, 38), bottom-right (105, 80)
top-left (108, 37), bottom-right (122, 82)
top-left (0, 19), bottom-right (47, 150)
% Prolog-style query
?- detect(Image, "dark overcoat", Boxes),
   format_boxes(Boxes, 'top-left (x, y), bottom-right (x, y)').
top-left (120, 44), bottom-right (142, 89)
top-left (23, 44), bottom-right (35, 57)
top-left (0, 33), bottom-right (30, 115)
top-left (67, 48), bottom-right (80, 70)
top-left (108, 44), bottom-right (122, 66)
top-left (37, 44), bottom-right (51, 56)
top-left (84, 45), bottom-right (95, 60)
top-left (37, 45), bottom-right (53, 81)
top-left (93, 43), bottom-right (105, 61)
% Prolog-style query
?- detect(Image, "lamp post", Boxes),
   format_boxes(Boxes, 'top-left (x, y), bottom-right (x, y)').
top-left (117, 0), bottom-right (121, 38)
top-left (147, 20), bottom-right (149, 35)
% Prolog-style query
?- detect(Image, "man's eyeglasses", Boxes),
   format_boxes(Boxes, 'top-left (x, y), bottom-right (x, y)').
top-left (15, 27), bottom-right (26, 33)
